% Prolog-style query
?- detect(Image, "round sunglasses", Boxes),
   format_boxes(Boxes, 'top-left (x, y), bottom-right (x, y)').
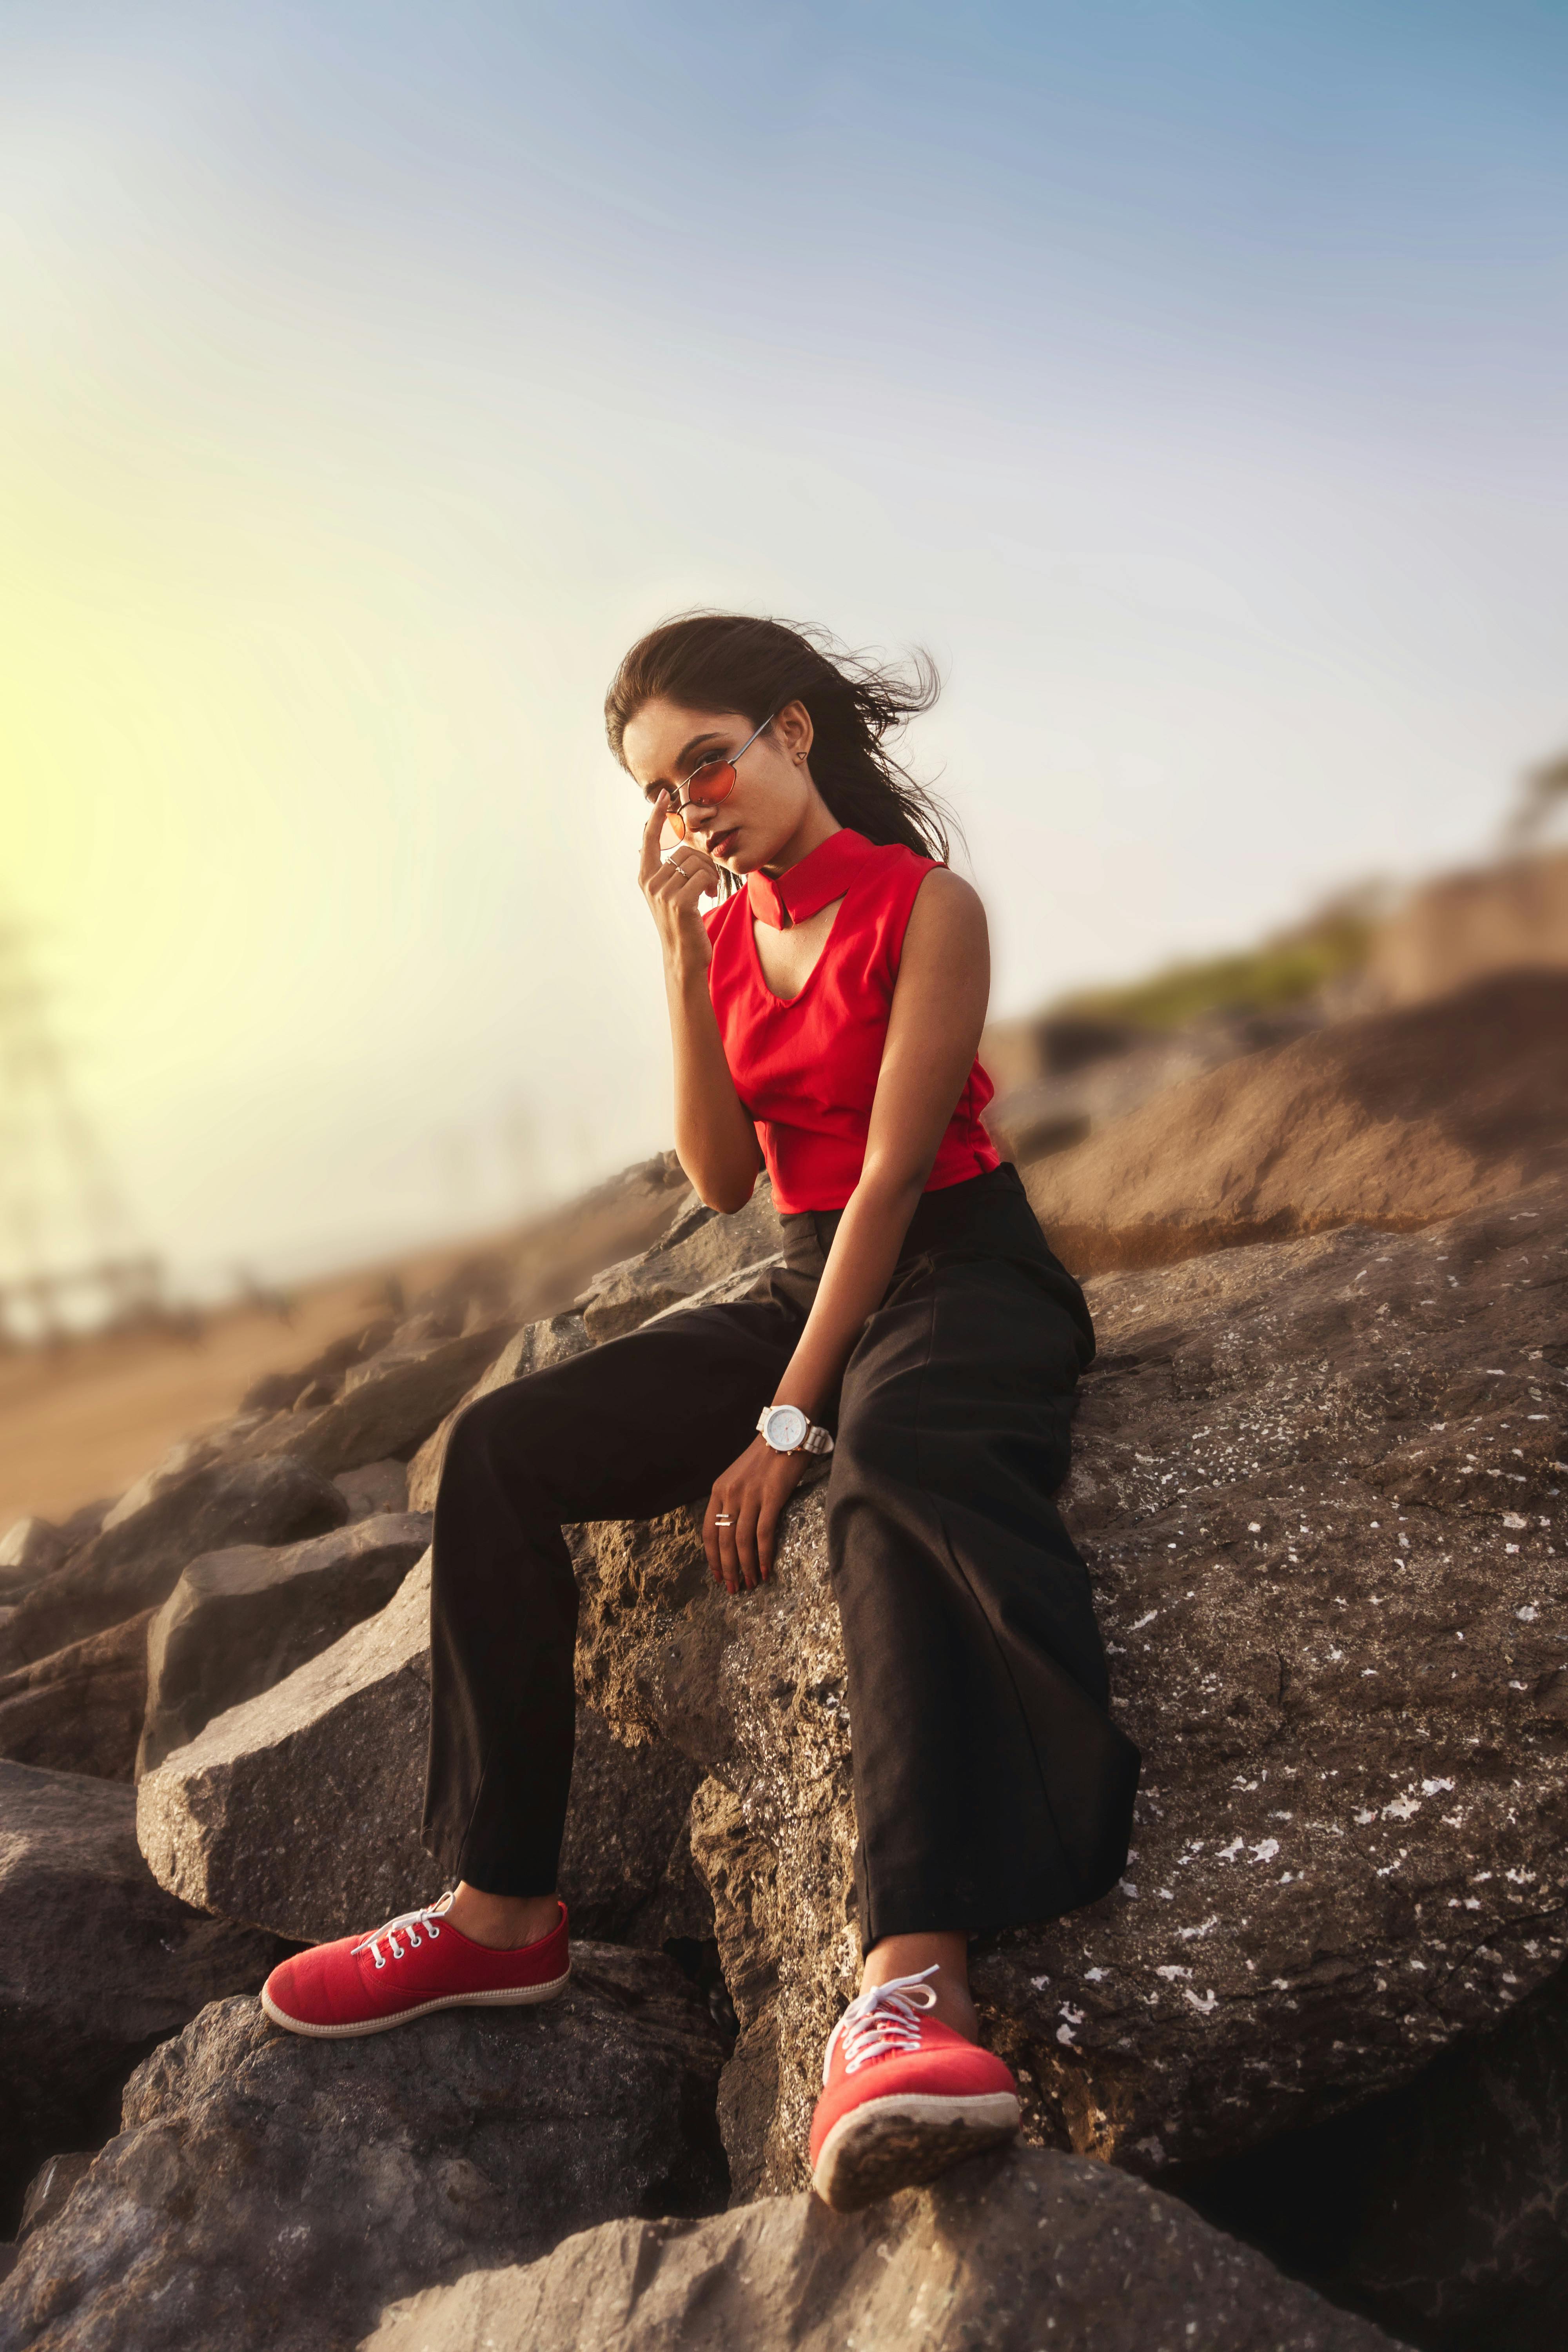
top-left (660, 713), bottom-right (777, 846)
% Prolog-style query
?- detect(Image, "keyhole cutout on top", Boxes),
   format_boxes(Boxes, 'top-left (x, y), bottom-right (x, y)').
top-left (752, 893), bottom-right (848, 1003)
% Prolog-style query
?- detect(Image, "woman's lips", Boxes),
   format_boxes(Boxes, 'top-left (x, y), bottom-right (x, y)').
top-left (707, 828), bottom-right (740, 859)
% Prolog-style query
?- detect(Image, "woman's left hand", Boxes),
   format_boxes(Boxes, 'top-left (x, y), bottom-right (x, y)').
top-left (704, 1438), bottom-right (813, 1595)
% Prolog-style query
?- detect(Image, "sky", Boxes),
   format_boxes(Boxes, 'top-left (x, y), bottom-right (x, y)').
top-left (4, 0), bottom-right (1566, 1303)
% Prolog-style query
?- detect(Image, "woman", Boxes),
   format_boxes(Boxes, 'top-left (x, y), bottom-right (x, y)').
top-left (261, 614), bottom-right (1140, 2212)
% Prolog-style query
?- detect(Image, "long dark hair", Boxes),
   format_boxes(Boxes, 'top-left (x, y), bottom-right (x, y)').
top-left (605, 612), bottom-right (959, 895)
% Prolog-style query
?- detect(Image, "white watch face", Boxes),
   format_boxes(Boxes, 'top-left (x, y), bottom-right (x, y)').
top-left (762, 1404), bottom-right (809, 1452)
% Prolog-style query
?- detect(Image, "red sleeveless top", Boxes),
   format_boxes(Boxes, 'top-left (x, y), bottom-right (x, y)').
top-left (702, 826), bottom-right (1001, 1214)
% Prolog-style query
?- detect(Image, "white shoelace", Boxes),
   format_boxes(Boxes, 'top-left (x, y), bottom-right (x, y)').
top-left (822, 1964), bottom-right (940, 2083)
top-left (353, 1892), bottom-right (454, 1970)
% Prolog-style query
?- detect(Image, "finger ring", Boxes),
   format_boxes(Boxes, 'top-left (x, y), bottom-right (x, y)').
top-left (713, 1513), bottom-right (733, 1526)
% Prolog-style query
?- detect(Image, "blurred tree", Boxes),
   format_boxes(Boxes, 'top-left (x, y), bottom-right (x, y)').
top-left (1504, 751), bottom-right (1568, 847)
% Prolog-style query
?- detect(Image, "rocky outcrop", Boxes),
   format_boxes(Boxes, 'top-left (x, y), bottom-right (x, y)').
top-left (576, 1180), bottom-right (782, 1341)
top-left (0, 1457), bottom-right (350, 1670)
top-left (0, 1518), bottom-right (65, 1596)
top-left (1024, 972), bottom-right (1568, 1274)
top-left (137, 1514), bottom-right (432, 1775)
top-left (567, 1181), bottom-right (1568, 2195)
top-left (333, 1458), bottom-right (410, 1519)
top-left (1367, 845), bottom-right (1568, 1008)
top-left (407, 1310), bottom-right (590, 1513)
top-left (137, 1554), bottom-right (704, 1947)
top-left (0, 1612), bottom-right (152, 1780)
top-left (1187, 1955), bottom-right (1568, 2352)
top-left (0, 1949), bottom-right (727, 2352)
top-left (241, 1322), bottom-right (519, 1479)
top-left (364, 2145), bottom-right (1398, 2352)
top-left (0, 1761), bottom-right (286, 2232)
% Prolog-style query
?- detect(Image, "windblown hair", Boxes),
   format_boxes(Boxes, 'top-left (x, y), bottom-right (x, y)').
top-left (605, 612), bottom-right (958, 897)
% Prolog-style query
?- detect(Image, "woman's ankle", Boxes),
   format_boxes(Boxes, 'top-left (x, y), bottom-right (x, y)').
top-left (447, 1882), bottom-right (561, 1951)
top-left (859, 1929), bottom-right (978, 2043)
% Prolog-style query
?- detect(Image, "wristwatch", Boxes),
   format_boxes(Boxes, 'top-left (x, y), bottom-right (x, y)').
top-left (756, 1403), bottom-right (835, 1457)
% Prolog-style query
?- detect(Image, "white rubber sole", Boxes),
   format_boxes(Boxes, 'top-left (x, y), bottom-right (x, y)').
top-left (260, 1965), bottom-right (570, 2039)
top-left (811, 2089), bottom-right (1021, 2213)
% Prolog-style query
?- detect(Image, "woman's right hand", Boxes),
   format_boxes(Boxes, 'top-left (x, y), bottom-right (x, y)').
top-left (639, 793), bottom-right (718, 974)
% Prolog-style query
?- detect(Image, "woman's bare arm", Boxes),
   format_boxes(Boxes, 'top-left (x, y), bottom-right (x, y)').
top-left (639, 794), bottom-right (765, 1211)
top-left (771, 868), bottom-right (991, 1418)
top-left (702, 867), bottom-right (992, 1592)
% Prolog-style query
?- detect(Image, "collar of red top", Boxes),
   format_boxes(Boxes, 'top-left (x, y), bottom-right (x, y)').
top-left (745, 827), bottom-right (878, 930)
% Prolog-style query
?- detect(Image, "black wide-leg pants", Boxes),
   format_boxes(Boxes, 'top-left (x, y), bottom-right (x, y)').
top-left (422, 1162), bottom-right (1140, 1949)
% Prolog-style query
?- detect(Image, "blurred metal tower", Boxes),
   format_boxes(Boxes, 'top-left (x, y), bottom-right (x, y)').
top-left (0, 917), bottom-right (162, 1345)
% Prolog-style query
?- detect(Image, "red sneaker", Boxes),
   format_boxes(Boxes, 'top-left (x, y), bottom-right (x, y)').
top-left (808, 1965), bottom-right (1020, 2211)
top-left (260, 1894), bottom-right (570, 2038)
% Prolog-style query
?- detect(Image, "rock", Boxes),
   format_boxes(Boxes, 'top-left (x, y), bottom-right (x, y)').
top-left (333, 1459), bottom-right (409, 1519)
top-left (0, 1457), bottom-right (350, 1671)
top-left (577, 1180), bottom-right (783, 1341)
top-left (17, 2154), bottom-right (93, 2243)
top-left (53, 1497), bottom-right (114, 1555)
top-left (989, 1007), bottom-right (1327, 1167)
top-left (1367, 844), bottom-right (1568, 1008)
top-left (241, 1323), bottom-right (519, 1478)
top-left (407, 1311), bottom-right (591, 1514)
top-left (136, 1515), bottom-right (432, 1777)
top-left (1184, 1955), bottom-right (1568, 2352)
top-left (1024, 973), bottom-right (1568, 1275)
top-left (0, 1948), bottom-right (727, 2352)
top-left (0, 1613), bottom-right (152, 1780)
top-left (0, 1761), bottom-right (286, 2232)
top-left (100, 1435), bottom-right (224, 1534)
top-left (569, 1181), bottom-right (1568, 2194)
top-left (0, 1519), bottom-right (64, 1596)
top-left (363, 2144), bottom-right (1397, 2352)
top-left (137, 1554), bottom-right (704, 1947)
top-left (241, 1319), bottom-right (400, 1414)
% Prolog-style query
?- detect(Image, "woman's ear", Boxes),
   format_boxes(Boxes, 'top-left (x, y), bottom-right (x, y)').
top-left (774, 699), bottom-right (814, 765)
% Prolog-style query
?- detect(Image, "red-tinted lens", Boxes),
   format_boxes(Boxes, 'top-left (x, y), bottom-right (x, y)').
top-left (661, 810), bottom-right (686, 848)
top-left (686, 759), bottom-right (736, 805)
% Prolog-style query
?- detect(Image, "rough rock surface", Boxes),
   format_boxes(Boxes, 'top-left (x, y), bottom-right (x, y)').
top-left (407, 1310), bottom-right (590, 1514)
top-left (578, 1180), bottom-right (782, 1341)
top-left (364, 2145), bottom-right (1397, 2352)
top-left (333, 1459), bottom-right (410, 1519)
top-left (0, 1948), bottom-right (727, 2352)
top-left (138, 1555), bottom-right (704, 1946)
top-left (242, 1323), bottom-right (519, 1479)
top-left (572, 1183), bottom-right (1568, 2194)
top-left (1187, 1955), bottom-right (1568, 2352)
top-left (0, 1457), bottom-right (350, 1670)
top-left (137, 1513), bottom-right (431, 1775)
top-left (1025, 973), bottom-right (1568, 1274)
top-left (0, 1612), bottom-right (152, 1780)
top-left (0, 1517), bottom-right (65, 1594)
top-left (0, 1760), bottom-right (286, 2232)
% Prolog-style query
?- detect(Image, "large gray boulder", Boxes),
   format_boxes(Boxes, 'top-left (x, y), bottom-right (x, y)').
top-left (0, 1457), bottom-right (350, 1670)
top-left (137, 1513), bottom-right (432, 1775)
top-left (240, 1323), bottom-right (519, 1479)
top-left (137, 1555), bottom-right (704, 1947)
top-left (0, 1518), bottom-right (65, 1597)
top-left (0, 1613), bottom-right (152, 1780)
top-left (0, 1947), bottom-right (727, 2352)
top-left (568, 1181), bottom-right (1568, 2195)
top-left (1189, 1955), bottom-right (1568, 2352)
top-left (0, 1761), bottom-right (285, 2232)
top-left (577, 1178), bottom-right (783, 1341)
top-left (363, 2144), bottom-right (1398, 2352)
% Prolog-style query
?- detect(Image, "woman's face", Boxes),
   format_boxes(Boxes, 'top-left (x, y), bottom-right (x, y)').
top-left (621, 696), bottom-right (818, 876)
